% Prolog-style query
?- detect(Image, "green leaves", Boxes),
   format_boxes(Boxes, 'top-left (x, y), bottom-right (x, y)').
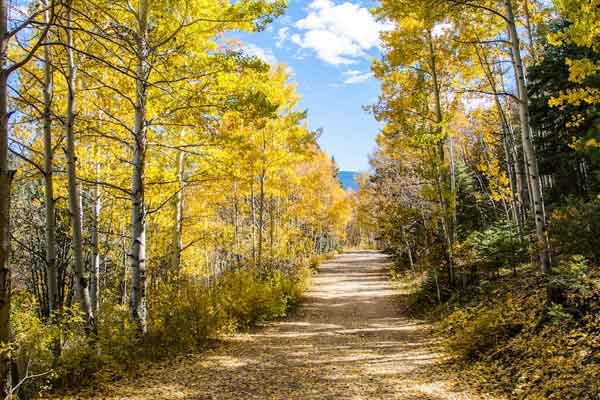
top-left (465, 219), bottom-right (525, 269)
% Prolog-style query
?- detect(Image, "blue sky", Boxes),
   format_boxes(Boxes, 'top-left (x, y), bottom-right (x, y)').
top-left (235, 0), bottom-right (390, 172)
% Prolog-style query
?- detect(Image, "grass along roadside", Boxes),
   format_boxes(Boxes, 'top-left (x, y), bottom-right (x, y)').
top-left (389, 259), bottom-right (600, 400)
top-left (12, 254), bottom-right (336, 399)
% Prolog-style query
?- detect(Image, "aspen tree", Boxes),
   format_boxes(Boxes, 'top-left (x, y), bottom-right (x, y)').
top-left (0, 0), bottom-right (55, 393)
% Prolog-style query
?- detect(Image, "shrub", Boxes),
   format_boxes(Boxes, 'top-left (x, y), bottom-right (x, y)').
top-left (220, 266), bottom-right (311, 329)
top-left (464, 219), bottom-right (527, 276)
top-left (408, 269), bottom-right (450, 311)
top-left (220, 268), bottom-right (282, 328)
top-left (548, 255), bottom-right (595, 314)
top-left (146, 283), bottom-right (228, 356)
top-left (9, 292), bottom-right (57, 398)
top-left (437, 267), bottom-right (600, 399)
top-left (441, 300), bottom-right (527, 360)
top-left (8, 263), bottom-right (313, 397)
top-left (549, 198), bottom-right (600, 263)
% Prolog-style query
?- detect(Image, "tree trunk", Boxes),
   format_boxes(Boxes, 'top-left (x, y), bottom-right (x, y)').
top-left (507, 112), bottom-right (528, 216)
top-left (0, 79), bottom-right (14, 400)
top-left (257, 170), bottom-right (265, 268)
top-left (250, 178), bottom-right (256, 265)
top-left (504, 0), bottom-right (550, 272)
top-left (42, 4), bottom-right (59, 317)
top-left (501, 130), bottom-right (521, 226)
top-left (401, 225), bottom-right (414, 273)
top-left (129, 0), bottom-right (149, 333)
top-left (64, 0), bottom-right (95, 334)
top-left (0, 0), bottom-right (13, 390)
top-left (120, 231), bottom-right (128, 305)
top-left (427, 30), bottom-right (454, 285)
top-left (269, 196), bottom-right (275, 261)
top-left (475, 43), bottom-right (524, 232)
top-left (171, 148), bottom-right (184, 274)
top-left (90, 167), bottom-right (101, 315)
top-left (499, 65), bottom-right (529, 217)
top-left (232, 178), bottom-right (240, 259)
top-left (449, 136), bottom-right (457, 227)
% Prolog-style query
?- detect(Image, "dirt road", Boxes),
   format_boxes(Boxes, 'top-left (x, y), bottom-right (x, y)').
top-left (72, 252), bottom-right (495, 399)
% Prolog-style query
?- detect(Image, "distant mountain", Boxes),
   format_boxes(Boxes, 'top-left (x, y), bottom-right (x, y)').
top-left (338, 171), bottom-right (360, 191)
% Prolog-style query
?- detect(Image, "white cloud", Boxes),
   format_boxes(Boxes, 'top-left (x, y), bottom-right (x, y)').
top-left (244, 43), bottom-right (278, 66)
top-left (276, 27), bottom-right (289, 48)
top-left (343, 69), bottom-right (373, 84)
top-left (285, 65), bottom-right (296, 77)
top-left (290, 0), bottom-right (392, 65)
top-left (279, 15), bottom-right (293, 26)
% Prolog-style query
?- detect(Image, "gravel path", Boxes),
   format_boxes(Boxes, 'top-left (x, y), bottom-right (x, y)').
top-left (70, 251), bottom-right (496, 399)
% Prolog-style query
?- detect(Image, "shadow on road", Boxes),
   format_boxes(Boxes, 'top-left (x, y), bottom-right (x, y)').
top-left (72, 252), bottom-right (498, 400)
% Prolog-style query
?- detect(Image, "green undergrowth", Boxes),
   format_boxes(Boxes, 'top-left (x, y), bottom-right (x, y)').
top-left (10, 257), bottom-right (322, 398)
top-left (399, 257), bottom-right (600, 399)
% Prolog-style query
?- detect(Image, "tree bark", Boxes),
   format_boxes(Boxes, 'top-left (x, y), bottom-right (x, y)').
top-left (0, 0), bottom-right (12, 391)
top-left (129, 0), bottom-right (149, 333)
top-left (427, 30), bottom-right (454, 285)
top-left (232, 178), bottom-right (240, 259)
top-left (0, 87), bottom-right (13, 399)
top-left (499, 63), bottom-right (529, 217)
top-left (257, 170), bottom-right (265, 268)
top-left (475, 43), bottom-right (524, 231)
top-left (269, 196), bottom-right (275, 261)
top-left (90, 165), bottom-right (101, 315)
top-left (42, 2), bottom-right (58, 317)
top-left (171, 148), bottom-right (184, 274)
top-left (64, 0), bottom-right (95, 333)
top-left (250, 177), bottom-right (256, 265)
top-left (504, 0), bottom-right (550, 272)
top-left (120, 231), bottom-right (128, 305)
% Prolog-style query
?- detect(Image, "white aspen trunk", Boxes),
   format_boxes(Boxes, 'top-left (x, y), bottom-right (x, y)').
top-left (120, 232), bottom-right (128, 305)
top-left (499, 64), bottom-right (529, 217)
top-left (64, 0), bottom-right (95, 333)
top-left (269, 196), bottom-right (275, 261)
top-left (507, 42), bottom-right (536, 214)
top-left (257, 170), bottom-right (265, 268)
top-left (504, 0), bottom-right (550, 273)
top-left (489, 78), bottom-right (520, 227)
top-left (497, 106), bottom-right (522, 228)
top-left (42, 3), bottom-right (58, 316)
top-left (449, 136), bottom-right (457, 228)
top-left (476, 44), bottom-right (524, 231)
top-left (171, 148), bottom-right (184, 273)
top-left (401, 225), bottom-right (414, 272)
top-left (90, 164), bottom-right (101, 315)
top-left (427, 30), bottom-right (454, 285)
top-left (232, 178), bottom-right (240, 258)
top-left (129, 0), bottom-right (148, 333)
top-left (512, 135), bottom-right (526, 213)
top-left (250, 178), bottom-right (256, 264)
top-left (0, 0), bottom-right (12, 391)
top-left (0, 66), bottom-right (12, 400)
top-left (501, 129), bottom-right (521, 225)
